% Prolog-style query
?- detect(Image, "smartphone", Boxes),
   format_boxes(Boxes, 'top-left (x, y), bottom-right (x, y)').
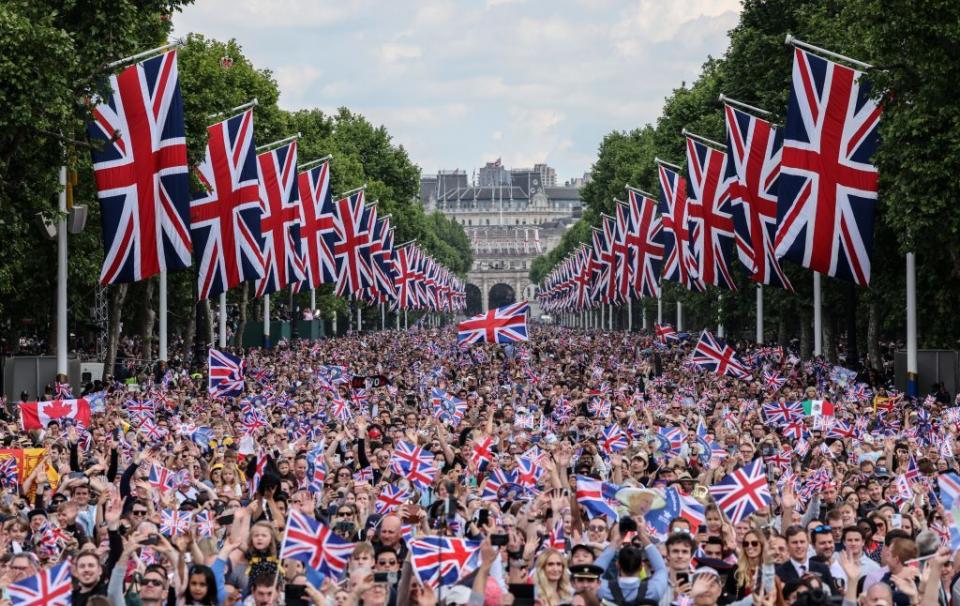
top-left (892, 513), bottom-right (902, 529)
top-left (141, 534), bottom-right (160, 546)
top-left (677, 571), bottom-right (690, 585)
top-left (284, 585), bottom-right (307, 606)
top-left (373, 572), bottom-right (390, 583)
top-left (491, 533), bottom-right (509, 546)
top-left (477, 509), bottom-right (489, 527)
top-left (216, 514), bottom-right (234, 526)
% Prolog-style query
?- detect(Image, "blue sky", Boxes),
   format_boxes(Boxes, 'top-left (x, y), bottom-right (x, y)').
top-left (173, 0), bottom-right (741, 183)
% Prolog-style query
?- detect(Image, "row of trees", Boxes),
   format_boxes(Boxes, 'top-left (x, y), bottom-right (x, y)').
top-left (0, 1), bottom-right (471, 366)
top-left (530, 0), bottom-right (960, 366)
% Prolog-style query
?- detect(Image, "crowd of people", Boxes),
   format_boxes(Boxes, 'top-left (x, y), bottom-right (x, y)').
top-left (0, 324), bottom-right (956, 606)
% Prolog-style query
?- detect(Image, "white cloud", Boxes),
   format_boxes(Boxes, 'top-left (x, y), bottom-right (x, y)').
top-left (273, 64), bottom-right (322, 110)
top-left (492, 130), bottom-right (503, 141)
top-left (379, 43), bottom-right (423, 63)
top-left (173, 0), bottom-right (368, 30)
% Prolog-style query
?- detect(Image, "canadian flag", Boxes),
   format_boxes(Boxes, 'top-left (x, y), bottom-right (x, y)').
top-left (21, 399), bottom-right (92, 430)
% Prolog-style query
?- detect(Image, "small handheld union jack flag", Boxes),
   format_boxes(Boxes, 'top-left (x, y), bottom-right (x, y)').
top-left (390, 441), bottom-right (437, 490)
top-left (600, 424), bottom-right (629, 454)
top-left (375, 483), bottom-right (410, 514)
top-left (0, 457), bottom-right (18, 489)
top-left (690, 330), bottom-right (751, 379)
top-left (457, 302), bottom-right (529, 345)
top-left (409, 536), bottom-right (482, 588)
top-left (148, 462), bottom-right (177, 492)
top-left (708, 459), bottom-right (771, 524)
top-left (160, 508), bottom-right (192, 537)
top-left (280, 509), bottom-right (355, 579)
top-left (8, 561), bottom-right (72, 606)
top-left (208, 348), bottom-right (244, 398)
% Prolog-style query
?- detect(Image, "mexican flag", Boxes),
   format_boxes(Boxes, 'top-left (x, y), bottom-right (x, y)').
top-left (21, 399), bottom-right (92, 430)
top-left (801, 399), bottom-right (834, 417)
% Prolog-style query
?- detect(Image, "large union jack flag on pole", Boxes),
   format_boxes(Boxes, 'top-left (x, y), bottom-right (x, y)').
top-left (190, 109), bottom-right (263, 299)
top-left (690, 330), bottom-right (751, 379)
top-left (255, 140), bottom-right (304, 296)
top-left (708, 459), bottom-right (771, 523)
top-left (723, 104), bottom-right (794, 291)
top-left (457, 301), bottom-right (529, 345)
top-left (332, 191), bottom-right (373, 296)
top-left (657, 162), bottom-right (703, 292)
top-left (297, 160), bottom-right (338, 289)
top-left (685, 137), bottom-right (738, 291)
top-left (208, 348), bottom-right (244, 398)
top-left (8, 560), bottom-right (72, 606)
top-left (624, 189), bottom-right (664, 298)
top-left (88, 50), bottom-right (191, 285)
top-left (280, 509), bottom-right (355, 579)
top-left (775, 47), bottom-right (881, 286)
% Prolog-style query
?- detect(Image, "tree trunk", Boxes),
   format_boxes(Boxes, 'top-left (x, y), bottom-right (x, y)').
top-left (846, 284), bottom-right (859, 368)
top-left (140, 277), bottom-right (156, 362)
top-left (800, 307), bottom-right (812, 359)
top-left (823, 309), bottom-right (837, 362)
top-left (868, 300), bottom-right (881, 370)
top-left (105, 284), bottom-right (129, 378)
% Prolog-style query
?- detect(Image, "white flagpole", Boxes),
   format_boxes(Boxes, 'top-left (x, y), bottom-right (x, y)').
top-left (813, 272), bottom-right (822, 356)
top-left (717, 294), bottom-right (724, 339)
top-left (158, 271), bottom-right (168, 362)
top-left (357, 304), bottom-right (362, 333)
top-left (608, 303), bottom-right (613, 331)
top-left (218, 291), bottom-right (227, 348)
top-left (56, 165), bottom-right (68, 375)
top-left (627, 299), bottom-right (633, 332)
top-left (332, 310), bottom-right (337, 336)
top-left (404, 309), bottom-right (408, 329)
top-left (642, 302), bottom-right (648, 330)
top-left (263, 293), bottom-right (271, 348)
top-left (756, 284), bottom-right (764, 343)
top-left (657, 296), bottom-right (663, 325)
top-left (676, 302), bottom-right (683, 332)
top-left (906, 252), bottom-right (918, 396)
top-left (310, 288), bottom-right (316, 313)
top-left (381, 302), bottom-right (385, 331)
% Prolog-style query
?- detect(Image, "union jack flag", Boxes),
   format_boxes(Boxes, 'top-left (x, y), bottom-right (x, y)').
top-left (194, 510), bottom-right (214, 538)
top-left (764, 446), bottom-right (794, 471)
top-left (332, 191), bottom-right (373, 296)
top-left (391, 244), bottom-right (418, 310)
top-left (657, 427), bottom-right (685, 455)
top-left (723, 104), bottom-right (793, 290)
top-left (280, 509), bottom-right (355, 579)
top-left (657, 163), bottom-right (703, 291)
top-left (159, 508), bottom-right (192, 537)
top-left (88, 50), bottom-right (191, 285)
top-left (375, 483), bottom-right (410, 514)
top-left (677, 489), bottom-right (707, 529)
top-left (0, 457), bottom-right (17, 488)
top-left (297, 161), bottom-right (338, 288)
top-left (685, 137), bottom-right (738, 290)
top-left (208, 348), bottom-right (244, 398)
top-left (8, 561), bottom-right (72, 606)
top-left (148, 462), bottom-right (177, 492)
top-left (481, 467), bottom-right (517, 501)
top-left (409, 537), bottom-right (482, 588)
top-left (390, 441), bottom-right (437, 490)
top-left (624, 190), bottom-right (664, 298)
top-left (763, 370), bottom-right (787, 391)
top-left (190, 109), bottom-right (263, 300)
top-left (515, 456), bottom-right (544, 488)
top-left (547, 517), bottom-right (566, 551)
top-left (762, 400), bottom-right (802, 425)
top-left (457, 302), bottom-right (529, 345)
top-left (471, 436), bottom-right (495, 470)
top-left (708, 459), bottom-right (771, 523)
top-left (690, 330), bottom-right (750, 379)
top-left (255, 140), bottom-right (304, 296)
top-left (655, 323), bottom-right (679, 344)
top-left (575, 475), bottom-right (620, 520)
top-left (600, 424), bottom-right (629, 453)
top-left (775, 47), bottom-right (881, 286)
top-left (353, 467), bottom-right (374, 483)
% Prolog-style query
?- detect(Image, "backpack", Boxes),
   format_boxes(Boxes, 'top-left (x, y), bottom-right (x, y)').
top-left (607, 577), bottom-right (650, 606)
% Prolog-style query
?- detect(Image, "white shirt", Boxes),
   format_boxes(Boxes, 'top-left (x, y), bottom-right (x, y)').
top-left (830, 553), bottom-right (881, 588)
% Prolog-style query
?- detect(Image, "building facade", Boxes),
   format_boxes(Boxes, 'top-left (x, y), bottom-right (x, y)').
top-left (421, 162), bottom-right (585, 316)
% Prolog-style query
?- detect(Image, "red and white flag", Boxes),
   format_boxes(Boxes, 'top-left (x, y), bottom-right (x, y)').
top-left (21, 399), bottom-right (92, 430)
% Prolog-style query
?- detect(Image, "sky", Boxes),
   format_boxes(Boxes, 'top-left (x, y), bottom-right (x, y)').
top-left (173, 0), bottom-right (742, 184)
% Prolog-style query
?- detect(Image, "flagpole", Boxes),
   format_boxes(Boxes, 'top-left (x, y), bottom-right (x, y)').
top-left (158, 271), bottom-right (168, 362)
top-left (657, 296), bottom-right (663, 325)
top-left (310, 288), bottom-right (316, 313)
top-left (627, 299), bottom-right (633, 332)
top-left (404, 309), bottom-right (408, 330)
top-left (56, 165), bottom-right (68, 375)
top-left (380, 302), bottom-right (385, 331)
top-left (105, 39), bottom-right (184, 70)
top-left (263, 293), bottom-right (271, 348)
top-left (677, 302), bottom-right (683, 332)
top-left (206, 98), bottom-right (259, 122)
top-left (813, 272), bottom-right (822, 356)
top-left (906, 252), bottom-right (918, 397)
top-left (218, 291), bottom-right (227, 348)
top-left (608, 303), bottom-right (613, 331)
top-left (756, 284), bottom-right (764, 344)
top-left (256, 133), bottom-right (301, 153)
top-left (784, 34), bottom-right (873, 70)
top-left (332, 310), bottom-right (337, 336)
top-left (717, 293), bottom-right (724, 339)
top-left (642, 302), bottom-right (648, 330)
top-left (357, 302), bottom-right (362, 333)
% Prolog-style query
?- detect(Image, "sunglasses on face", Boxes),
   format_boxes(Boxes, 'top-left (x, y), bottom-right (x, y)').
top-left (143, 577), bottom-right (166, 587)
top-left (743, 540), bottom-right (761, 547)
